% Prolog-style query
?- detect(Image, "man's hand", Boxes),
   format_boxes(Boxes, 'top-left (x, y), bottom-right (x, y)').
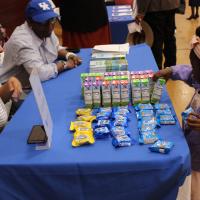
top-left (152, 67), bottom-right (172, 81)
top-left (187, 112), bottom-right (200, 131)
top-left (66, 52), bottom-right (82, 66)
top-left (7, 77), bottom-right (23, 102)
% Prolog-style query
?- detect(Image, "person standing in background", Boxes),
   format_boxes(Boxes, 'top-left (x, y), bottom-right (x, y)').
top-left (135, 0), bottom-right (179, 69)
top-left (53, 0), bottom-right (111, 48)
top-left (187, 0), bottom-right (200, 20)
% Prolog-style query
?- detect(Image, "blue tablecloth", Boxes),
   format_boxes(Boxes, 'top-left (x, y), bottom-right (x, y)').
top-left (107, 6), bottom-right (133, 44)
top-left (0, 44), bottom-right (190, 200)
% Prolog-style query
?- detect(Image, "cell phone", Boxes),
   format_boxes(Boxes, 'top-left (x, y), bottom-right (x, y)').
top-left (66, 48), bottom-right (80, 53)
top-left (27, 125), bottom-right (47, 144)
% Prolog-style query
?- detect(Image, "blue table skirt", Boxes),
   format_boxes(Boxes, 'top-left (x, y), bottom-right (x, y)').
top-left (107, 6), bottom-right (133, 44)
top-left (0, 44), bottom-right (190, 200)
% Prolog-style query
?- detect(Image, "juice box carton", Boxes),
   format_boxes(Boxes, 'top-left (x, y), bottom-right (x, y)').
top-left (111, 80), bottom-right (121, 106)
top-left (140, 78), bottom-right (150, 103)
top-left (131, 79), bottom-right (141, 105)
top-left (151, 78), bottom-right (166, 103)
top-left (120, 79), bottom-right (129, 106)
top-left (92, 81), bottom-right (101, 108)
top-left (83, 82), bottom-right (93, 108)
top-left (102, 80), bottom-right (112, 107)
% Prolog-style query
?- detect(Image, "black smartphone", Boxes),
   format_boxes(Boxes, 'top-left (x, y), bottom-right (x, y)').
top-left (27, 125), bottom-right (47, 144)
top-left (66, 48), bottom-right (80, 53)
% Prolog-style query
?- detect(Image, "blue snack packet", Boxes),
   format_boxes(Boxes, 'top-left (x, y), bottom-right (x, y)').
top-left (181, 107), bottom-right (194, 124)
top-left (113, 115), bottom-right (128, 127)
top-left (94, 127), bottom-right (110, 139)
top-left (154, 103), bottom-right (170, 110)
top-left (154, 103), bottom-right (169, 110)
top-left (159, 114), bottom-right (176, 125)
top-left (98, 107), bottom-right (113, 114)
top-left (111, 126), bottom-right (128, 137)
top-left (139, 130), bottom-right (160, 144)
top-left (136, 110), bottom-right (154, 120)
top-left (138, 118), bottom-right (158, 132)
top-left (113, 106), bottom-right (130, 114)
top-left (149, 140), bottom-right (174, 154)
top-left (156, 109), bottom-right (172, 116)
top-left (96, 119), bottom-right (111, 129)
top-left (96, 111), bottom-right (111, 120)
top-left (135, 103), bottom-right (153, 111)
top-left (112, 134), bottom-right (133, 147)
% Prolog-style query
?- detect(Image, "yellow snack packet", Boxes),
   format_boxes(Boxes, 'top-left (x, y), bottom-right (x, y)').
top-left (76, 115), bottom-right (96, 122)
top-left (76, 108), bottom-right (92, 116)
top-left (72, 127), bottom-right (95, 147)
top-left (70, 121), bottom-right (92, 131)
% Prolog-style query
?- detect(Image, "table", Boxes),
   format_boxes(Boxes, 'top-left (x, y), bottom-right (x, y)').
top-left (107, 6), bottom-right (133, 44)
top-left (0, 44), bottom-right (190, 200)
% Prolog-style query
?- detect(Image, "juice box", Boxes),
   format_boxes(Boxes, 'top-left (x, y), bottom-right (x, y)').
top-left (120, 79), bottom-right (129, 106)
top-left (111, 80), bottom-right (121, 106)
top-left (151, 78), bottom-right (166, 103)
top-left (141, 78), bottom-right (150, 103)
top-left (102, 80), bottom-right (112, 107)
top-left (83, 82), bottom-right (93, 108)
top-left (131, 79), bottom-right (141, 105)
top-left (92, 81), bottom-right (101, 108)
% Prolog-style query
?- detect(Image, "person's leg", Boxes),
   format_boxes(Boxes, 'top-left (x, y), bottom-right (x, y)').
top-left (144, 12), bottom-right (164, 69)
top-left (195, 6), bottom-right (199, 18)
top-left (163, 10), bottom-right (176, 68)
top-left (187, 6), bottom-right (195, 20)
top-left (191, 171), bottom-right (200, 200)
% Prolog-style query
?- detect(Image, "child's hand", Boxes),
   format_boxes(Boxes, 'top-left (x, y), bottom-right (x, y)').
top-left (187, 112), bottom-right (200, 131)
top-left (7, 77), bottom-right (22, 102)
top-left (152, 67), bottom-right (172, 81)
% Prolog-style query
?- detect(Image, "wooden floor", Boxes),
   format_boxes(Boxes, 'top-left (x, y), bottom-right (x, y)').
top-left (55, 0), bottom-right (198, 124)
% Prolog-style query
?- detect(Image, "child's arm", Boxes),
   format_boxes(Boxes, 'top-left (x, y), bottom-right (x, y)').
top-left (153, 65), bottom-right (193, 85)
top-left (171, 64), bottom-right (193, 83)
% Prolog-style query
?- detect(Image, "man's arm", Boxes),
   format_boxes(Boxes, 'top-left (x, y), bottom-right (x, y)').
top-left (135, 0), bottom-right (152, 23)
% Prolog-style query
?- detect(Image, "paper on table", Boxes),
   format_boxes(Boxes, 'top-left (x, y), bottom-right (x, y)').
top-left (114, 5), bottom-right (131, 9)
top-left (112, 12), bottom-right (132, 16)
top-left (93, 43), bottom-right (129, 54)
top-left (29, 69), bottom-right (53, 150)
top-left (112, 9), bottom-right (132, 13)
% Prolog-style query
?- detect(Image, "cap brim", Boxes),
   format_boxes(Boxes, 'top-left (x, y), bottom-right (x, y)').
top-left (32, 11), bottom-right (58, 23)
top-left (126, 20), bottom-right (154, 47)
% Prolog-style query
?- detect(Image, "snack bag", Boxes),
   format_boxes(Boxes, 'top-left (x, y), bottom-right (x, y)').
top-left (149, 140), bottom-right (174, 154)
top-left (139, 130), bottom-right (160, 144)
top-left (76, 115), bottom-right (96, 122)
top-left (76, 108), bottom-right (92, 116)
top-left (70, 121), bottom-right (92, 131)
top-left (112, 134), bottom-right (133, 147)
top-left (182, 107), bottom-right (194, 124)
top-left (72, 127), bottom-right (95, 147)
top-left (94, 127), bottom-right (110, 139)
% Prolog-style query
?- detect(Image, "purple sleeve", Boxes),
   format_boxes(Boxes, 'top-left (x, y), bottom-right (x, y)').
top-left (171, 64), bottom-right (193, 84)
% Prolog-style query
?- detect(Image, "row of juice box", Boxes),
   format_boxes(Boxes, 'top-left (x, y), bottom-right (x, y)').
top-left (81, 70), bottom-right (166, 108)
